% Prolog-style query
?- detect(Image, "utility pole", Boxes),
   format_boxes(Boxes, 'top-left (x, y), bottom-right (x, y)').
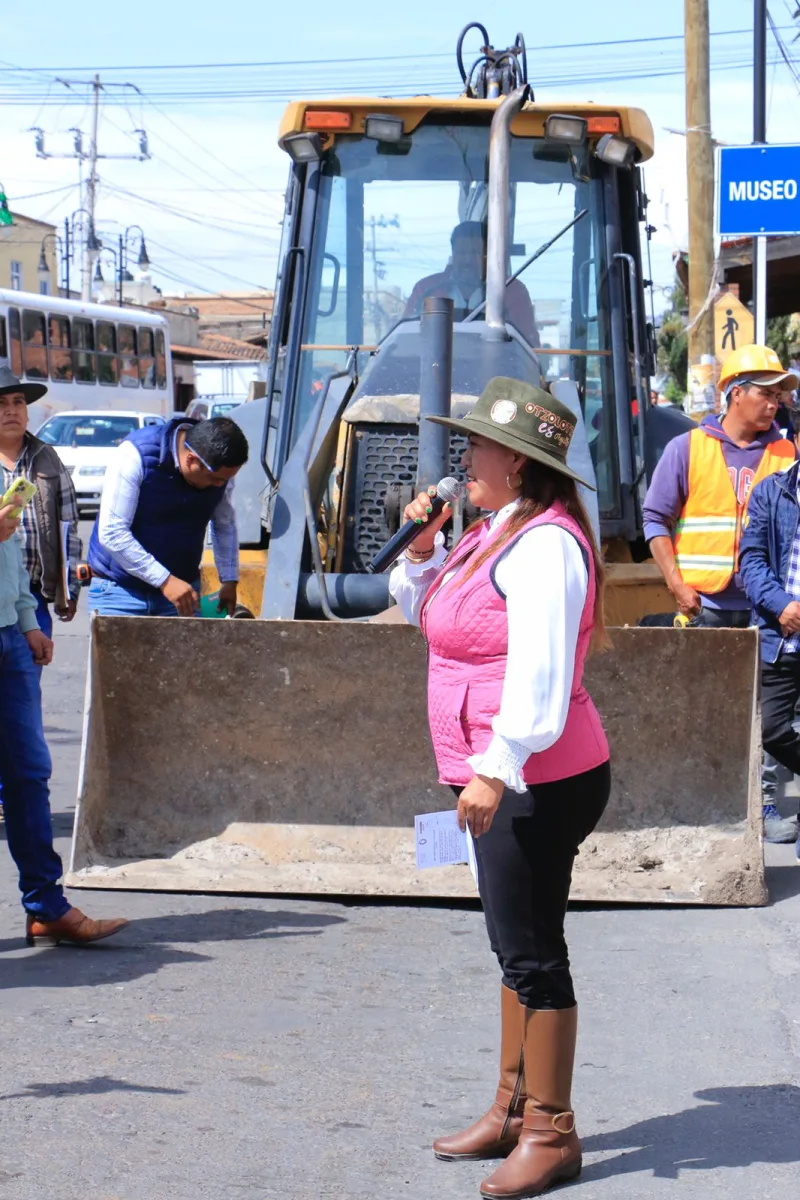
top-left (63, 217), bottom-right (71, 297)
top-left (369, 217), bottom-right (379, 318)
top-left (31, 77), bottom-right (150, 301)
top-left (365, 215), bottom-right (399, 338)
top-left (684, 0), bottom-right (716, 412)
top-left (84, 75), bottom-right (102, 301)
top-left (754, 0), bottom-right (768, 343)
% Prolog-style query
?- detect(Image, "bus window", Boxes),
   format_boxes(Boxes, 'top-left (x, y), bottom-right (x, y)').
top-left (97, 322), bottom-right (119, 385)
top-left (8, 308), bottom-right (22, 376)
top-left (22, 310), bottom-right (48, 379)
top-left (48, 315), bottom-right (73, 381)
top-left (118, 323), bottom-right (138, 388)
top-left (73, 318), bottom-right (96, 383)
top-left (138, 327), bottom-right (155, 389)
top-left (154, 328), bottom-right (167, 389)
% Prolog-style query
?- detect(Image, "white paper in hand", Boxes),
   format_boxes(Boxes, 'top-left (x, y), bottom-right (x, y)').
top-left (414, 809), bottom-right (468, 869)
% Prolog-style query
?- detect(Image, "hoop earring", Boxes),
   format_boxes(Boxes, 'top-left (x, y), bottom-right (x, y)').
top-left (506, 471), bottom-right (522, 491)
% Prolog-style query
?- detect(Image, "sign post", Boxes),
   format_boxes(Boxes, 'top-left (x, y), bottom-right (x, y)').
top-left (713, 291), bottom-right (754, 363)
top-left (755, 234), bottom-right (767, 343)
top-left (717, 142), bottom-right (800, 346)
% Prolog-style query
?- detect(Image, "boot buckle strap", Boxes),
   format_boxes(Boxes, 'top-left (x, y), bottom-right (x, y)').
top-left (551, 1111), bottom-right (575, 1135)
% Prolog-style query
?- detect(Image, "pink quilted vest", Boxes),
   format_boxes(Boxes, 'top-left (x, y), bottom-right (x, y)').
top-left (420, 502), bottom-right (609, 787)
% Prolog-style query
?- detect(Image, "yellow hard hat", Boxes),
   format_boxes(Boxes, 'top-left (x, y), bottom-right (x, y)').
top-left (718, 343), bottom-right (799, 393)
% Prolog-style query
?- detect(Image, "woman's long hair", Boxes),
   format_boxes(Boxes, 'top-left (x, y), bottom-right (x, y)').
top-left (457, 458), bottom-right (609, 653)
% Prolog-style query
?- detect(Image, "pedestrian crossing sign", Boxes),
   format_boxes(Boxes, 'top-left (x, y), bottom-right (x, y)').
top-left (714, 292), bottom-right (754, 365)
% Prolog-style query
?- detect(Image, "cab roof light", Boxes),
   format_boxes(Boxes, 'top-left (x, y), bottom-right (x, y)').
top-left (303, 110), bottom-right (352, 131)
top-left (364, 114), bottom-right (405, 142)
top-left (282, 132), bottom-right (323, 164)
top-left (587, 116), bottom-right (621, 135)
top-left (544, 114), bottom-right (588, 146)
top-left (594, 133), bottom-right (637, 168)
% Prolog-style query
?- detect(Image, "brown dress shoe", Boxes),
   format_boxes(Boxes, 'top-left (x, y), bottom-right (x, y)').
top-left (480, 1007), bottom-right (581, 1198)
top-left (26, 907), bottom-right (129, 947)
top-left (434, 984), bottom-right (526, 1161)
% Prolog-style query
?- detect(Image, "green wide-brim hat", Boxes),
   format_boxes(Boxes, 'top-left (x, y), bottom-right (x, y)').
top-left (427, 377), bottom-right (595, 491)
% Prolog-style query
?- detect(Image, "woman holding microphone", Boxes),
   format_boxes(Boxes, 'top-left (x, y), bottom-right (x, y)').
top-left (390, 378), bottom-right (610, 1199)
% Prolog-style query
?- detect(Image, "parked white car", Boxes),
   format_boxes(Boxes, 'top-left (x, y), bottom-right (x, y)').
top-left (36, 410), bottom-right (165, 514)
top-left (184, 397), bottom-right (241, 421)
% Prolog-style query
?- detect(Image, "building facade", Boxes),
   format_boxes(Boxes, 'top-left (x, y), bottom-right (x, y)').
top-left (0, 213), bottom-right (58, 296)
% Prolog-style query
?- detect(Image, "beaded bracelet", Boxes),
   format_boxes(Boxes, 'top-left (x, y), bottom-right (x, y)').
top-left (406, 545), bottom-right (435, 564)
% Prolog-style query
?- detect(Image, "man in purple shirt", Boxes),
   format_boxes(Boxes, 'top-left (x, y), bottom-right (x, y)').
top-left (643, 351), bottom-right (799, 842)
top-left (644, 407), bottom-right (792, 619)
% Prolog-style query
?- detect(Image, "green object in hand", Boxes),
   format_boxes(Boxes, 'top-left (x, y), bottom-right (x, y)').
top-left (199, 592), bottom-right (226, 619)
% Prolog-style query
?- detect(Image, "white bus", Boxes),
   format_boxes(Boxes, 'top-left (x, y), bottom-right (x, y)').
top-left (0, 289), bottom-right (173, 429)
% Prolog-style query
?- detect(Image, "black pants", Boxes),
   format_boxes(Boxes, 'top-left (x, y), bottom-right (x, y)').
top-left (762, 653), bottom-right (800, 776)
top-left (455, 761), bottom-right (611, 1011)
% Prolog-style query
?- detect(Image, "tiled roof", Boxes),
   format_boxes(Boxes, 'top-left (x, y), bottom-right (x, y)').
top-left (166, 291), bottom-right (274, 317)
top-left (198, 334), bottom-right (268, 360)
top-left (171, 335), bottom-right (268, 362)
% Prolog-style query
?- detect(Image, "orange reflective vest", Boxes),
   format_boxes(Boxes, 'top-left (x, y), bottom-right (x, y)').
top-left (673, 428), bottom-right (795, 594)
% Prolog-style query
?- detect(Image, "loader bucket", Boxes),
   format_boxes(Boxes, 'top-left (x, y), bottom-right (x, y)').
top-left (68, 619), bottom-right (766, 906)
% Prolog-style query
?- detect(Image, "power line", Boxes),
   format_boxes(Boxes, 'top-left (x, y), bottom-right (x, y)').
top-left (771, 5), bottom-right (800, 90)
top-left (9, 182), bottom-right (79, 202)
top-left (145, 233), bottom-right (275, 292)
top-left (139, 91), bottom-right (272, 195)
top-left (151, 261), bottom-right (274, 305)
top-left (1, 25), bottom-right (794, 73)
top-left (1, 55), bottom-right (791, 105)
top-left (0, 26), bottom-right (794, 109)
top-left (102, 180), bottom-right (282, 240)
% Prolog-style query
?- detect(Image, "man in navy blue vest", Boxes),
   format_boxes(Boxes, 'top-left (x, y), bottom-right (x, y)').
top-left (87, 416), bottom-right (248, 617)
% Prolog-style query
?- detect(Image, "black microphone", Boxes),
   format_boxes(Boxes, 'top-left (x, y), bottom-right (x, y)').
top-left (368, 476), bottom-right (465, 574)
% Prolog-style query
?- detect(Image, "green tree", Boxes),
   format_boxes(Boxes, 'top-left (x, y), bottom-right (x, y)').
top-left (766, 314), bottom-right (797, 365)
top-left (657, 282), bottom-right (688, 398)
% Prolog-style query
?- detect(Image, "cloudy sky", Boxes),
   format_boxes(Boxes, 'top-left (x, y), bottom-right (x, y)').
top-left (0, 0), bottom-right (797, 305)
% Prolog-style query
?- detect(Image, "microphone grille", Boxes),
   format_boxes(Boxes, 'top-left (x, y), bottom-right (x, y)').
top-left (436, 476), bottom-right (464, 503)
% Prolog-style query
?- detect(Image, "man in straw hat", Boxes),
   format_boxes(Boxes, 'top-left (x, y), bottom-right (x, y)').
top-left (0, 366), bottom-right (81, 637)
top-left (0, 368), bottom-right (128, 946)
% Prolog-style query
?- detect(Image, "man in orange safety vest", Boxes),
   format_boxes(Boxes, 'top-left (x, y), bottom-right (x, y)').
top-left (643, 343), bottom-right (799, 842)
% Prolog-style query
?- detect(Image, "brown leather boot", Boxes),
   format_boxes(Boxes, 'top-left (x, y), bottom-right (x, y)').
top-left (480, 1006), bottom-right (581, 1198)
top-left (26, 907), bottom-right (129, 947)
top-left (433, 984), bottom-right (526, 1160)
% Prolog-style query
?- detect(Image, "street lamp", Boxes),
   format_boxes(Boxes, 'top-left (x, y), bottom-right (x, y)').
top-left (94, 243), bottom-right (118, 301)
top-left (121, 225), bottom-right (149, 273)
top-left (70, 208), bottom-right (102, 300)
top-left (110, 225), bottom-right (150, 306)
top-left (38, 232), bottom-right (66, 296)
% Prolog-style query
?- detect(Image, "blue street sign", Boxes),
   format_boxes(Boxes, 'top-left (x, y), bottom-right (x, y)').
top-left (718, 144), bottom-right (800, 236)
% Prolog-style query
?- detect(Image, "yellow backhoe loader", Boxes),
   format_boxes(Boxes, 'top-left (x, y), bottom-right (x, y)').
top-left (68, 25), bottom-right (764, 905)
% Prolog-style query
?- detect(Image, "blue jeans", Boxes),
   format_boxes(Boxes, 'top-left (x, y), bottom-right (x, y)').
top-left (31, 588), bottom-right (53, 640)
top-left (0, 624), bottom-right (69, 919)
top-left (88, 577), bottom-right (180, 617)
top-left (0, 587), bottom-right (54, 813)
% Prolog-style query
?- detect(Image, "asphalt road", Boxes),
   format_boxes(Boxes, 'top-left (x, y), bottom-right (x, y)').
top-left (1, 545), bottom-right (800, 1199)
